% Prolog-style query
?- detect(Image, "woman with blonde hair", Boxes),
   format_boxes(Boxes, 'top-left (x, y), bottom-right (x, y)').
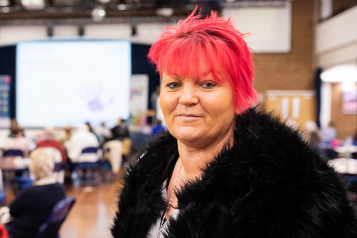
top-left (5, 149), bottom-right (65, 238)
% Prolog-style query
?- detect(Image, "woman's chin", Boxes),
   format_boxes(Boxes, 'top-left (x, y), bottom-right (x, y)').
top-left (172, 128), bottom-right (203, 144)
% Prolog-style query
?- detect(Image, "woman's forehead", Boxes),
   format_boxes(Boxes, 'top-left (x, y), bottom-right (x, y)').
top-left (160, 68), bottom-right (229, 84)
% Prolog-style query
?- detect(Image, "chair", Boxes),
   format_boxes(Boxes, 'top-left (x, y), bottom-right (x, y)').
top-left (33, 196), bottom-right (76, 238)
top-left (3, 150), bottom-right (32, 190)
top-left (12, 177), bottom-right (34, 190)
top-left (74, 147), bottom-right (100, 185)
top-left (324, 148), bottom-right (338, 160)
top-left (0, 169), bottom-right (5, 205)
top-left (77, 147), bottom-right (98, 163)
top-left (2, 149), bottom-right (24, 157)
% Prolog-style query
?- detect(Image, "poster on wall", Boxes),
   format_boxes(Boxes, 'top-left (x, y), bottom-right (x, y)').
top-left (130, 74), bottom-right (149, 127)
top-left (0, 75), bottom-right (11, 128)
top-left (342, 86), bottom-right (357, 114)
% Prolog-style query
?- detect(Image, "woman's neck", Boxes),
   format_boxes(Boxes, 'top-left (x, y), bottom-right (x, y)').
top-left (177, 126), bottom-right (234, 180)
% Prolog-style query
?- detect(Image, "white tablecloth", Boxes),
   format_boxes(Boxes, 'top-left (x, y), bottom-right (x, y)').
top-left (328, 158), bottom-right (357, 174)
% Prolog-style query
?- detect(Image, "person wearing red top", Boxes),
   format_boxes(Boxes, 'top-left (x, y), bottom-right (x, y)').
top-left (36, 127), bottom-right (67, 162)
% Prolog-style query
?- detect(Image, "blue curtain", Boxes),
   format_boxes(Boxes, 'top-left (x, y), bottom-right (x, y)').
top-left (0, 45), bottom-right (16, 119)
top-left (314, 67), bottom-right (323, 128)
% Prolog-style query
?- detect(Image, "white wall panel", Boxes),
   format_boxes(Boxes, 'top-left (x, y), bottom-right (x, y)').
top-left (131, 23), bottom-right (172, 44)
top-left (316, 5), bottom-right (357, 54)
top-left (0, 23), bottom-right (174, 46)
top-left (222, 3), bottom-right (292, 53)
top-left (53, 25), bottom-right (78, 37)
top-left (85, 24), bottom-right (132, 40)
top-left (85, 23), bottom-right (172, 44)
top-left (0, 26), bottom-right (47, 46)
top-left (318, 42), bottom-right (357, 69)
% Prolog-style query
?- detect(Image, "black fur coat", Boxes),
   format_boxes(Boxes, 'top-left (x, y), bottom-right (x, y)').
top-left (112, 108), bottom-right (357, 238)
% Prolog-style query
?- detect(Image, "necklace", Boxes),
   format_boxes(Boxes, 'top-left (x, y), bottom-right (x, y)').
top-left (156, 162), bottom-right (183, 238)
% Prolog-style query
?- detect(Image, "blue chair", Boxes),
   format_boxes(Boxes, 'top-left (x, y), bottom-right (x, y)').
top-left (33, 196), bottom-right (76, 238)
top-left (12, 177), bottom-right (34, 190)
top-left (81, 147), bottom-right (98, 154)
top-left (53, 163), bottom-right (63, 172)
top-left (0, 190), bottom-right (5, 204)
top-left (74, 147), bottom-right (100, 185)
top-left (2, 149), bottom-right (24, 157)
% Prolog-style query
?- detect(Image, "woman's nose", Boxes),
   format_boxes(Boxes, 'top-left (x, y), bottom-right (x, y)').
top-left (179, 83), bottom-right (199, 106)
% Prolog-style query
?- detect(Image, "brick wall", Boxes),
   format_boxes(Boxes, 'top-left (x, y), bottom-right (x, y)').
top-left (331, 83), bottom-right (357, 139)
top-left (253, 0), bottom-right (314, 96)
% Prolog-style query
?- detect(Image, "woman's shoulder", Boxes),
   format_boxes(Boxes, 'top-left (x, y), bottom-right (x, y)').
top-left (234, 108), bottom-right (312, 164)
top-left (133, 131), bottom-right (177, 168)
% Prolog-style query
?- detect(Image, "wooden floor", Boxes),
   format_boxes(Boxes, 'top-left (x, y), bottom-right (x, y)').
top-left (5, 170), bottom-right (125, 238)
top-left (61, 178), bottom-right (123, 238)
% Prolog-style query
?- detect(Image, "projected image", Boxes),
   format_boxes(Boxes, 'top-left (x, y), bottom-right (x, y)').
top-left (77, 84), bottom-right (114, 111)
top-left (16, 41), bottom-right (131, 127)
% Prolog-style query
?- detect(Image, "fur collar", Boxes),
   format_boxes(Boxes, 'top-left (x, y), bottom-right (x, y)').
top-left (112, 108), bottom-right (357, 238)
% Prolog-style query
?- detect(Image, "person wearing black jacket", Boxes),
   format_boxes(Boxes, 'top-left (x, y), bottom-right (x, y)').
top-left (111, 9), bottom-right (357, 238)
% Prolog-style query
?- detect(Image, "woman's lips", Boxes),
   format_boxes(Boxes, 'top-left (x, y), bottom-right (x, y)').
top-left (176, 114), bottom-right (201, 120)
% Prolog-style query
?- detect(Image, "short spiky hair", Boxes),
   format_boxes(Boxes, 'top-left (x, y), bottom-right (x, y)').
top-left (148, 9), bottom-right (258, 113)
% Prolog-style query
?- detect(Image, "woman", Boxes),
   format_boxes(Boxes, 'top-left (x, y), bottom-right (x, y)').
top-left (112, 10), bottom-right (357, 238)
top-left (5, 149), bottom-right (66, 238)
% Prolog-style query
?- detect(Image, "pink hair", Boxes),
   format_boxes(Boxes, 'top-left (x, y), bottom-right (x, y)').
top-left (148, 8), bottom-right (258, 113)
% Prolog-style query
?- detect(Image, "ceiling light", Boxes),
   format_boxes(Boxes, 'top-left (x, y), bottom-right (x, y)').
top-left (98, 0), bottom-right (111, 4)
top-left (156, 8), bottom-right (174, 17)
top-left (341, 81), bottom-right (355, 91)
top-left (91, 6), bottom-right (106, 22)
top-left (1, 6), bottom-right (10, 12)
top-left (321, 64), bottom-right (357, 82)
top-left (117, 4), bottom-right (126, 10)
top-left (21, 0), bottom-right (45, 10)
top-left (0, 0), bottom-right (9, 7)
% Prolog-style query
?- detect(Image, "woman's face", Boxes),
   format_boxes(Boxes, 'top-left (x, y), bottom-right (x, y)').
top-left (160, 71), bottom-right (238, 148)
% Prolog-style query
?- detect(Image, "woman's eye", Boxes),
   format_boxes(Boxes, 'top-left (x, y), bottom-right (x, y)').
top-left (166, 82), bottom-right (181, 89)
top-left (201, 81), bottom-right (216, 89)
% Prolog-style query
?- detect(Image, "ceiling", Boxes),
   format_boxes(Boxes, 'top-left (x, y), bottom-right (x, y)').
top-left (0, 0), bottom-right (289, 20)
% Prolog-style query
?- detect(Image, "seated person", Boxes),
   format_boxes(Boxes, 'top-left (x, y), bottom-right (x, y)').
top-left (95, 122), bottom-right (111, 147)
top-left (36, 127), bottom-right (67, 162)
top-left (4, 149), bottom-right (66, 238)
top-left (8, 119), bottom-right (19, 138)
top-left (4, 127), bottom-right (30, 157)
top-left (58, 125), bottom-right (72, 146)
top-left (304, 120), bottom-right (322, 147)
top-left (111, 118), bottom-right (129, 141)
top-left (320, 121), bottom-right (337, 143)
top-left (65, 124), bottom-right (99, 163)
top-left (151, 120), bottom-right (166, 137)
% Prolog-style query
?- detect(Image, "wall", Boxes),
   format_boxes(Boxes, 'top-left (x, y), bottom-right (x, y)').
top-left (315, 5), bottom-right (357, 68)
top-left (315, 4), bottom-right (357, 140)
top-left (333, 0), bottom-right (357, 15)
top-left (331, 83), bottom-right (357, 139)
top-left (0, 22), bottom-right (174, 46)
top-left (0, 1), bottom-right (315, 96)
top-left (253, 0), bottom-right (314, 95)
top-left (0, 1), bottom-right (317, 124)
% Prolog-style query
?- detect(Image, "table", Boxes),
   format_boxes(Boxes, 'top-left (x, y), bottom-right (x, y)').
top-left (334, 145), bottom-right (357, 154)
top-left (328, 158), bottom-right (357, 175)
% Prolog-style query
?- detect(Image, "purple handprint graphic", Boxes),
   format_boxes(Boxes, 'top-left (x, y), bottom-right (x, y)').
top-left (78, 84), bottom-right (113, 111)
